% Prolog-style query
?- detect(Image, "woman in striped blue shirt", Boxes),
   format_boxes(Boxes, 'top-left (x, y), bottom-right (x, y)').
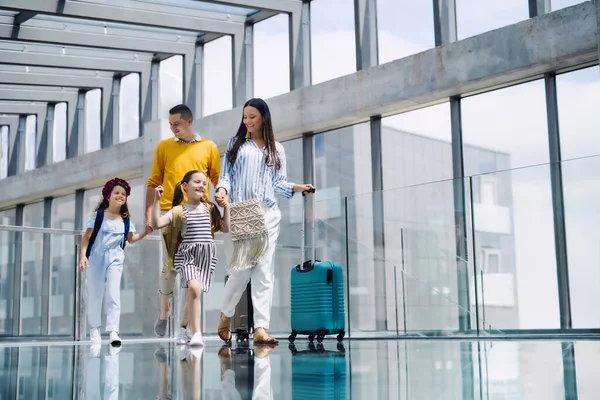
top-left (215, 98), bottom-right (313, 345)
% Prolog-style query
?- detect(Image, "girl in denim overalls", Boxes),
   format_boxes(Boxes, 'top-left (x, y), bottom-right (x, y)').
top-left (79, 178), bottom-right (148, 346)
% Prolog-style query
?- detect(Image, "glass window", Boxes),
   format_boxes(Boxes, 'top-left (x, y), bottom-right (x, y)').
top-left (53, 103), bottom-right (67, 163)
top-left (25, 115), bottom-right (37, 171)
top-left (552, 0), bottom-right (587, 11)
top-left (203, 36), bottom-right (233, 116)
top-left (462, 80), bottom-right (560, 330)
top-left (381, 104), bottom-right (460, 332)
top-left (119, 73), bottom-right (140, 142)
top-left (158, 56), bottom-right (183, 119)
top-left (456, 0), bottom-right (529, 40)
top-left (382, 103), bottom-right (453, 189)
top-left (377, 0), bottom-right (435, 64)
top-left (311, 0), bottom-right (357, 84)
top-left (0, 208), bottom-right (16, 335)
top-left (85, 89), bottom-right (102, 153)
top-left (49, 194), bottom-right (76, 335)
top-left (0, 125), bottom-right (8, 178)
top-left (556, 66), bottom-right (600, 160)
top-left (21, 201), bottom-right (45, 335)
top-left (254, 14), bottom-right (290, 99)
top-left (83, 187), bottom-right (102, 229)
top-left (312, 123), bottom-right (376, 332)
top-left (557, 66), bottom-right (600, 328)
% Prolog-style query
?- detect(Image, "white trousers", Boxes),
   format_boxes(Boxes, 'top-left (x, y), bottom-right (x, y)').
top-left (87, 249), bottom-right (123, 332)
top-left (221, 206), bottom-right (281, 330)
top-left (221, 356), bottom-right (273, 400)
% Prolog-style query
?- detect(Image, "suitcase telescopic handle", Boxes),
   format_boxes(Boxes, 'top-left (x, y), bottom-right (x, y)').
top-left (300, 187), bottom-right (317, 269)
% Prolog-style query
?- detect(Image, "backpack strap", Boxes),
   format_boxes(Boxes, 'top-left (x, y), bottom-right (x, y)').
top-left (85, 209), bottom-right (104, 258)
top-left (163, 206), bottom-right (184, 271)
top-left (121, 217), bottom-right (130, 249)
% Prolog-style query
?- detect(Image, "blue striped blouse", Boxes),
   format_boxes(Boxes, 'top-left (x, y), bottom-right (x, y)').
top-left (216, 138), bottom-right (295, 210)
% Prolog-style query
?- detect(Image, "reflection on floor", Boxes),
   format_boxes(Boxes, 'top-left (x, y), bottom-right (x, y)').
top-left (0, 338), bottom-right (598, 399)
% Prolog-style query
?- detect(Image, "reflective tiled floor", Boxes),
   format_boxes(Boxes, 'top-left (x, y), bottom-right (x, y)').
top-left (1, 337), bottom-right (599, 399)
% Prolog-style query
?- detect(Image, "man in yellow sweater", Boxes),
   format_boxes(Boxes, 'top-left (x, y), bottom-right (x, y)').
top-left (145, 104), bottom-right (220, 338)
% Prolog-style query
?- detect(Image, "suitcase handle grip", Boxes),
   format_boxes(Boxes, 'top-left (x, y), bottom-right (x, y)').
top-left (301, 187), bottom-right (316, 197)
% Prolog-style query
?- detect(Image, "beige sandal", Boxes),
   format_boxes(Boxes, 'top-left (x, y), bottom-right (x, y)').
top-left (217, 313), bottom-right (232, 342)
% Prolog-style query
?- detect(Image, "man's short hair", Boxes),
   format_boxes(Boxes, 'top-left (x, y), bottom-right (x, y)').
top-left (169, 104), bottom-right (193, 120)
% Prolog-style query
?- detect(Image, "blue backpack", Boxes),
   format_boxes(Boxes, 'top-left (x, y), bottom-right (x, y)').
top-left (85, 209), bottom-right (130, 258)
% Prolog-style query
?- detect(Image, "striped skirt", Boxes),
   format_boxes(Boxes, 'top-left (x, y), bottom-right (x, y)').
top-left (174, 241), bottom-right (217, 292)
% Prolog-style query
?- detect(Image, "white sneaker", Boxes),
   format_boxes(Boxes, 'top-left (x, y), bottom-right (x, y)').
top-left (90, 343), bottom-right (101, 357)
top-left (189, 332), bottom-right (204, 347)
top-left (90, 328), bottom-right (101, 343)
top-left (109, 331), bottom-right (122, 346)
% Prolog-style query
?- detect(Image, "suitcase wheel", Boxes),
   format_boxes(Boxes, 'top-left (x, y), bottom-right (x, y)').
top-left (337, 329), bottom-right (345, 343)
top-left (316, 332), bottom-right (325, 343)
top-left (288, 330), bottom-right (297, 343)
top-left (236, 331), bottom-right (250, 343)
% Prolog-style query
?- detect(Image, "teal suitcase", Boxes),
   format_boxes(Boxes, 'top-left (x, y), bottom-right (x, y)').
top-left (289, 189), bottom-right (346, 343)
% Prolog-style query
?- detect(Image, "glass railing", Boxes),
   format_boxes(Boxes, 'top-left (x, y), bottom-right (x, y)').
top-left (307, 193), bottom-right (503, 338)
top-left (340, 154), bottom-right (600, 335)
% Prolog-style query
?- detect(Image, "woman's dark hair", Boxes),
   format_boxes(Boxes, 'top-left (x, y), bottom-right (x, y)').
top-left (226, 98), bottom-right (281, 170)
top-left (173, 170), bottom-right (224, 235)
top-left (95, 184), bottom-right (130, 219)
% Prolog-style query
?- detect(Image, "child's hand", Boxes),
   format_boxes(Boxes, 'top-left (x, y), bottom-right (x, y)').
top-left (79, 256), bottom-right (88, 272)
top-left (155, 185), bottom-right (164, 199)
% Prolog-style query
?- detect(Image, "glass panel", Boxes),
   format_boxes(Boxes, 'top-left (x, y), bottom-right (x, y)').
top-left (461, 81), bottom-right (559, 330)
top-left (85, 89), bottom-right (102, 153)
top-left (49, 195), bottom-right (76, 335)
top-left (83, 188), bottom-right (102, 229)
top-left (119, 73), bottom-right (140, 142)
top-left (52, 103), bottom-right (67, 163)
top-left (382, 103), bottom-right (453, 188)
top-left (312, 124), bottom-right (374, 331)
top-left (311, 0), bottom-right (357, 84)
top-left (270, 138), bottom-right (303, 332)
top-left (0, 125), bottom-right (8, 178)
top-left (575, 341), bottom-right (599, 397)
top-left (0, 208), bottom-right (16, 335)
top-left (552, 0), bottom-right (587, 11)
top-left (254, 14), bottom-right (290, 99)
top-left (562, 155), bottom-right (600, 328)
top-left (21, 202), bottom-right (45, 335)
top-left (456, 0), bottom-right (529, 40)
top-left (158, 56), bottom-right (183, 119)
top-left (203, 36), bottom-right (233, 117)
top-left (556, 66), bottom-right (600, 160)
top-left (347, 179), bottom-right (479, 334)
top-left (25, 115), bottom-right (36, 171)
top-left (377, 0), bottom-right (435, 64)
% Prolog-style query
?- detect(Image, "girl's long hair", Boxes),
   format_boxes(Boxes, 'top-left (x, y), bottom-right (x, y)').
top-left (95, 186), bottom-right (130, 219)
top-left (173, 170), bottom-right (224, 234)
top-left (226, 98), bottom-right (281, 170)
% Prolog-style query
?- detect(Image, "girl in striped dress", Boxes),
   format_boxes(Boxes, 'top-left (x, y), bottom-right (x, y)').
top-left (152, 169), bottom-right (229, 346)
